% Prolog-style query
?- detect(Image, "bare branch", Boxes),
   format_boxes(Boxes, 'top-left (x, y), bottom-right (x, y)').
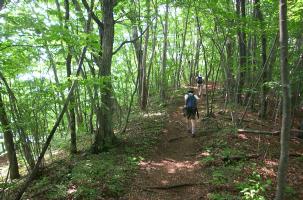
top-left (113, 25), bottom-right (149, 55)
top-left (81, 0), bottom-right (103, 29)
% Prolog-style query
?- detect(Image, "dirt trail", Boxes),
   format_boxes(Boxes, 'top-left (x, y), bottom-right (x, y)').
top-left (126, 96), bottom-right (209, 200)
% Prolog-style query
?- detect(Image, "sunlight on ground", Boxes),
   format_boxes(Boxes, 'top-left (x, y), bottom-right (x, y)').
top-left (264, 159), bottom-right (278, 167)
top-left (0, 165), bottom-right (9, 179)
top-left (143, 112), bottom-right (165, 118)
top-left (261, 159), bottom-right (278, 178)
top-left (161, 180), bottom-right (169, 184)
top-left (67, 184), bottom-right (77, 195)
top-left (238, 134), bottom-right (248, 140)
top-left (197, 152), bottom-right (211, 158)
top-left (260, 167), bottom-right (276, 178)
top-left (139, 159), bottom-right (200, 174)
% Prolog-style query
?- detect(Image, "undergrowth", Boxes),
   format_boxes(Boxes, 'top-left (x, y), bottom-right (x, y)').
top-left (4, 108), bottom-right (166, 200)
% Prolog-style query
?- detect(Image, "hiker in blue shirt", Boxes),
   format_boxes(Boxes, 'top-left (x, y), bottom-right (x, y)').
top-left (184, 88), bottom-right (199, 137)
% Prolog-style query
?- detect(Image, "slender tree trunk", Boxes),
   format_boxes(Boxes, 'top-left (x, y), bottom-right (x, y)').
top-left (0, 93), bottom-right (20, 179)
top-left (236, 0), bottom-right (247, 104)
top-left (255, 0), bottom-right (268, 118)
top-left (65, 0), bottom-right (77, 154)
top-left (225, 37), bottom-right (235, 104)
top-left (176, 7), bottom-right (190, 89)
top-left (0, 73), bottom-right (35, 169)
top-left (146, 1), bottom-right (158, 103)
top-left (275, 0), bottom-right (291, 199)
top-left (140, 0), bottom-right (150, 110)
top-left (160, 0), bottom-right (169, 100)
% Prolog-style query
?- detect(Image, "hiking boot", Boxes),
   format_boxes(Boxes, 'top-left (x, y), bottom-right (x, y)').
top-left (191, 133), bottom-right (195, 138)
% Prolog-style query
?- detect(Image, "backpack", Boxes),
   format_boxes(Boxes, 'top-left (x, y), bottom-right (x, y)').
top-left (186, 93), bottom-right (197, 109)
top-left (197, 76), bottom-right (203, 84)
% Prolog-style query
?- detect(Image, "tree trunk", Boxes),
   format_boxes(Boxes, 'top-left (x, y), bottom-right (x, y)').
top-left (140, 0), bottom-right (150, 110)
top-left (160, 0), bottom-right (169, 100)
top-left (275, 0), bottom-right (291, 199)
top-left (225, 37), bottom-right (235, 104)
top-left (0, 93), bottom-right (20, 179)
top-left (93, 0), bottom-right (115, 153)
top-left (176, 7), bottom-right (190, 89)
top-left (0, 72), bottom-right (35, 170)
top-left (255, 0), bottom-right (268, 118)
top-left (65, 0), bottom-right (77, 154)
top-left (236, 0), bottom-right (247, 104)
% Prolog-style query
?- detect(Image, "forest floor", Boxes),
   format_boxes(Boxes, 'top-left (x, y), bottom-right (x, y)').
top-left (1, 86), bottom-right (303, 200)
top-left (124, 86), bottom-right (303, 200)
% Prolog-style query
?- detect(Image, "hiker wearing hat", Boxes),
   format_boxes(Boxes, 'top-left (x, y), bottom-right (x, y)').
top-left (184, 88), bottom-right (199, 137)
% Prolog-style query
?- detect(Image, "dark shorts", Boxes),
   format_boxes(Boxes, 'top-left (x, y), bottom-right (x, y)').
top-left (186, 108), bottom-right (197, 119)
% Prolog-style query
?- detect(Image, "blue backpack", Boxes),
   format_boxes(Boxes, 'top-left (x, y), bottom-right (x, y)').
top-left (197, 76), bottom-right (203, 84)
top-left (186, 94), bottom-right (197, 109)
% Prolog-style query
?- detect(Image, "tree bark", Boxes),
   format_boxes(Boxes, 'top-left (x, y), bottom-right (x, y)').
top-left (92, 0), bottom-right (115, 153)
top-left (0, 72), bottom-right (35, 169)
top-left (255, 0), bottom-right (268, 118)
top-left (65, 0), bottom-right (77, 154)
top-left (160, 0), bottom-right (169, 100)
top-left (140, 0), bottom-right (150, 110)
top-left (236, 0), bottom-right (247, 104)
top-left (0, 93), bottom-right (20, 179)
top-left (275, 0), bottom-right (291, 199)
top-left (176, 7), bottom-right (190, 89)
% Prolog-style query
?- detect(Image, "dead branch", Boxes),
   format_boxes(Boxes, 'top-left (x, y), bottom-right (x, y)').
top-left (238, 129), bottom-right (280, 135)
top-left (168, 136), bottom-right (187, 142)
top-left (238, 128), bottom-right (303, 137)
top-left (222, 154), bottom-right (260, 162)
top-left (145, 182), bottom-right (203, 190)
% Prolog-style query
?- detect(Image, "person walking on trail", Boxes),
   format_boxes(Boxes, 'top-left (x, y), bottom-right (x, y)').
top-left (184, 89), bottom-right (199, 137)
top-left (196, 73), bottom-right (203, 96)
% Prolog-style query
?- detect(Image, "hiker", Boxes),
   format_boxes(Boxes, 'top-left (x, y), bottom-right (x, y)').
top-left (184, 89), bottom-right (199, 137)
top-left (196, 73), bottom-right (203, 96)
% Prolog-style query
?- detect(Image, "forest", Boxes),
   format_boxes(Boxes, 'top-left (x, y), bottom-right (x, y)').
top-left (0, 0), bottom-right (302, 199)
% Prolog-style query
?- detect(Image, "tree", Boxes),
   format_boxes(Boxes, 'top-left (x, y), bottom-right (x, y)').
top-left (275, 0), bottom-right (291, 199)
top-left (0, 92), bottom-right (20, 179)
top-left (92, 0), bottom-right (115, 153)
top-left (160, 0), bottom-right (169, 100)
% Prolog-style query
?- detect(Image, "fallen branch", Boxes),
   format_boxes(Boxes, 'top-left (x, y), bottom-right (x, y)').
top-left (203, 154), bottom-right (260, 167)
top-left (289, 153), bottom-right (303, 158)
top-left (238, 128), bottom-right (303, 137)
top-left (168, 136), bottom-right (187, 142)
top-left (238, 129), bottom-right (280, 135)
top-left (222, 154), bottom-right (260, 162)
top-left (145, 182), bottom-right (203, 190)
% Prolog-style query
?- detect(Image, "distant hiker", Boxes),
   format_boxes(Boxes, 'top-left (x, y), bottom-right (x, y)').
top-left (196, 73), bottom-right (203, 96)
top-left (184, 89), bottom-right (199, 137)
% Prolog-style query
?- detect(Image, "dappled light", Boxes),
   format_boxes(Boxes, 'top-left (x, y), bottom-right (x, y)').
top-left (139, 159), bottom-right (200, 174)
top-left (143, 112), bottom-right (165, 118)
top-left (0, 0), bottom-right (302, 199)
top-left (238, 133), bottom-right (248, 140)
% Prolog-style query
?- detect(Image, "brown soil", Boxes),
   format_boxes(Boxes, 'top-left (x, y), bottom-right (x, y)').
top-left (124, 86), bottom-right (303, 200)
top-left (125, 96), bottom-right (209, 200)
